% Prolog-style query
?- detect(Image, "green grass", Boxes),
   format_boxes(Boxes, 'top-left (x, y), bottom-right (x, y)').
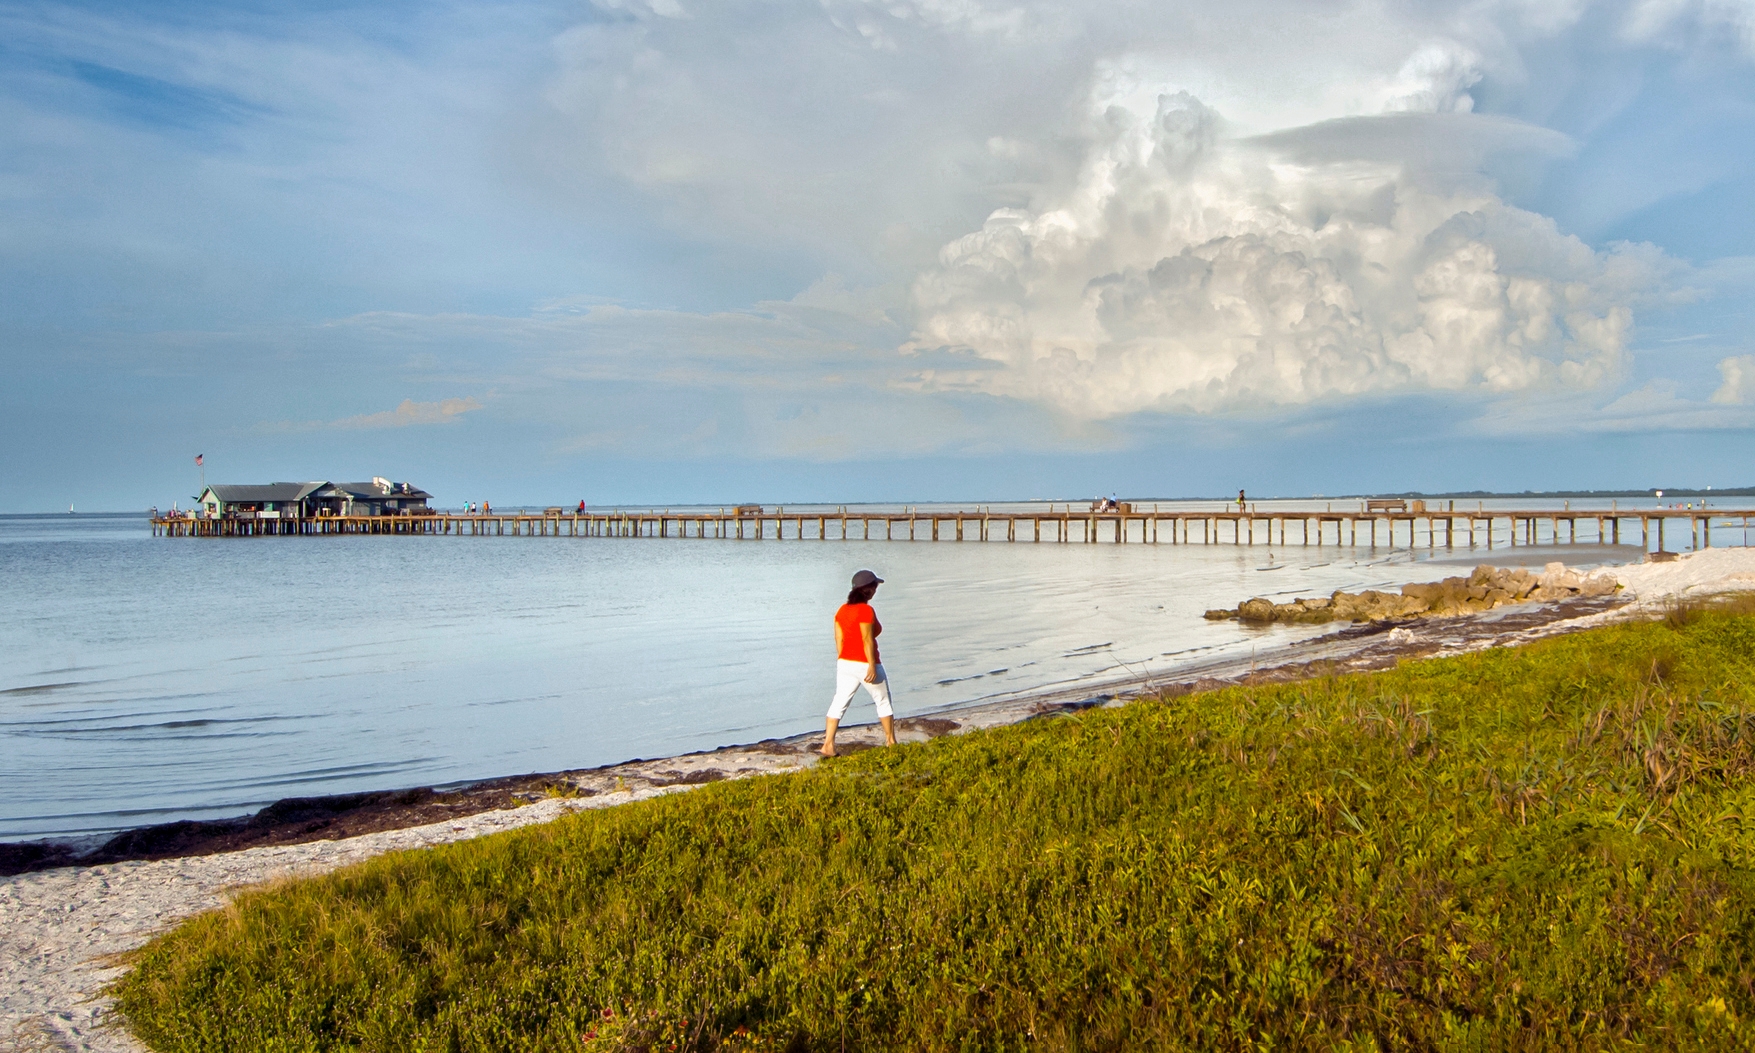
top-left (114, 612), bottom-right (1755, 1051)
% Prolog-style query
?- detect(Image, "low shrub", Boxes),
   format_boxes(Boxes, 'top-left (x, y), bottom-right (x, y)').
top-left (115, 613), bottom-right (1755, 1051)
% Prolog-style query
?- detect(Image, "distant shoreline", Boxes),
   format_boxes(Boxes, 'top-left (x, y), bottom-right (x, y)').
top-left (9, 486), bottom-right (1755, 519)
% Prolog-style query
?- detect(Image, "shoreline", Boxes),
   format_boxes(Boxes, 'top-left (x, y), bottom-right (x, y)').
top-left (0, 548), bottom-right (1738, 878)
top-left (0, 592), bottom-right (1633, 879)
top-left (7, 548), bottom-right (1755, 1052)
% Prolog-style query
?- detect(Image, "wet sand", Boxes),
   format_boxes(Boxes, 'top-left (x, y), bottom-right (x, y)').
top-left (6, 548), bottom-right (1754, 1053)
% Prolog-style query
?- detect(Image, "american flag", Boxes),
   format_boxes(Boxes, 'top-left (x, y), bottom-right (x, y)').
top-left (195, 454), bottom-right (203, 466)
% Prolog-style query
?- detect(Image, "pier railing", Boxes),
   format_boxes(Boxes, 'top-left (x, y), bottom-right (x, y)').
top-left (150, 507), bottom-right (1752, 552)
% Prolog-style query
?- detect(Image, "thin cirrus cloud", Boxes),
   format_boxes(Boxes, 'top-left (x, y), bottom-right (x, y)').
top-left (265, 397), bottom-right (485, 433)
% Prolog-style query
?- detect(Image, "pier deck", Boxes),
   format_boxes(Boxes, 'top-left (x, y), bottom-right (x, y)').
top-left (152, 506), bottom-right (1752, 552)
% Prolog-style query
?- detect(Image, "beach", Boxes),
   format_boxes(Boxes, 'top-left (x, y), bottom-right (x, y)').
top-left (4, 506), bottom-right (1648, 845)
top-left (8, 547), bottom-right (1755, 1053)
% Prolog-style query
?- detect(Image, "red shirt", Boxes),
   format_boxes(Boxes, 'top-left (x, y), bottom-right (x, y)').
top-left (835, 602), bottom-right (881, 663)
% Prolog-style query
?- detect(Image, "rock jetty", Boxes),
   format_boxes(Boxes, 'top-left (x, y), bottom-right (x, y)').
top-left (1205, 562), bottom-right (1619, 625)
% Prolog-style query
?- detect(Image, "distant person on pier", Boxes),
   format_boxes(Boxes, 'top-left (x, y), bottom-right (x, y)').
top-left (822, 569), bottom-right (896, 758)
top-left (1238, 489), bottom-right (1247, 511)
top-left (577, 499), bottom-right (586, 514)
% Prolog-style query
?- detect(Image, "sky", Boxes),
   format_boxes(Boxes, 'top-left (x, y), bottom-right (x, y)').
top-left (4, 0), bottom-right (1755, 510)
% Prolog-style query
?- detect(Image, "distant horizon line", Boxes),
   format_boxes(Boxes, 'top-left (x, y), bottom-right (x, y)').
top-left (14, 485), bottom-right (1753, 517)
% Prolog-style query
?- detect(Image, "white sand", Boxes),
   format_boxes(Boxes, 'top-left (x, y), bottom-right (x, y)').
top-left (1523, 547), bottom-right (1755, 643)
top-left (7, 547), bottom-right (1754, 1053)
top-left (0, 786), bottom-right (712, 1053)
top-left (1610, 546), bottom-right (1755, 608)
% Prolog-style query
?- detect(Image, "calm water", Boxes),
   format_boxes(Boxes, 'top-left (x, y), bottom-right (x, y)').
top-left (0, 501), bottom-right (1694, 841)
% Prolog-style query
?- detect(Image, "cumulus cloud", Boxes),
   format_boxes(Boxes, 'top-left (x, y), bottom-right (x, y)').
top-left (1377, 41), bottom-right (1484, 114)
top-left (1712, 354), bottom-right (1755, 403)
top-left (905, 86), bottom-right (1674, 417)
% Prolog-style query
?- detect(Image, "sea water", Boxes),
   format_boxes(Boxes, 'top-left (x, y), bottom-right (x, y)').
top-left (0, 500), bottom-right (1685, 840)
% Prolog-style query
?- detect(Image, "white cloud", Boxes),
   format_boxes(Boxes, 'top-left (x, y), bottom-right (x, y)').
top-left (1712, 354), bottom-right (1755, 403)
top-left (590, 0), bottom-right (691, 19)
top-left (276, 293), bottom-right (1105, 461)
top-left (904, 87), bottom-right (1675, 418)
top-left (1377, 41), bottom-right (1485, 114)
top-left (1622, 0), bottom-right (1755, 55)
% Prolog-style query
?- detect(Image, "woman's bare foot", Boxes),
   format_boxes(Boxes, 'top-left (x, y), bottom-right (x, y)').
top-left (818, 744), bottom-right (836, 758)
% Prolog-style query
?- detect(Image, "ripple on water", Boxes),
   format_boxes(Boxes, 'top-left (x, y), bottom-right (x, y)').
top-left (0, 511), bottom-right (1649, 840)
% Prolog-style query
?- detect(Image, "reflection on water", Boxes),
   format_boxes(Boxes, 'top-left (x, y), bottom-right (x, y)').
top-left (0, 506), bottom-right (1672, 840)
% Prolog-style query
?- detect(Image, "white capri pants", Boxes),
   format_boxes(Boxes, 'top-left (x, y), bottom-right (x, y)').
top-left (827, 659), bottom-right (893, 721)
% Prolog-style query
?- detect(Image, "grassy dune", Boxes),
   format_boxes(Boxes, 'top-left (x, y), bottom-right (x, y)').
top-left (115, 609), bottom-right (1755, 1051)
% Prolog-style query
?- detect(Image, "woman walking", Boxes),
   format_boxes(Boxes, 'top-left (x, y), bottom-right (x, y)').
top-left (822, 569), bottom-right (896, 757)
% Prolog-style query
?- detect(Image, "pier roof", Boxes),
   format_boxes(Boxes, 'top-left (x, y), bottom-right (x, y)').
top-left (201, 483), bottom-right (328, 503)
top-left (321, 481), bottom-right (432, 499)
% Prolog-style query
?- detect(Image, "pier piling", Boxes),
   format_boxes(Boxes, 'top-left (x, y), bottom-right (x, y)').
top-left (150, 506), bottom-right (1748, 555)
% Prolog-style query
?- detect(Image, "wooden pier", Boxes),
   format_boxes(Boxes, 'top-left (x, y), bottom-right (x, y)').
top-left (152, 506), bottom-right (1753, 552)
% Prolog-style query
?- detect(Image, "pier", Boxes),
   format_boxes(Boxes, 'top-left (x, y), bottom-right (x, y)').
top-left (152, 505), bottom-right (1752, 552)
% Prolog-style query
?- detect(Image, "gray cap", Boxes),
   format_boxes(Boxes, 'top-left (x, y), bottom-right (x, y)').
top-left (851, 569), bottom-right (884, 588)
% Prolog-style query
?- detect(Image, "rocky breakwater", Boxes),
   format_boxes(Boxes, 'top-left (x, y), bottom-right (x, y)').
top-left (1205, 562), bottom-right (1620, 625)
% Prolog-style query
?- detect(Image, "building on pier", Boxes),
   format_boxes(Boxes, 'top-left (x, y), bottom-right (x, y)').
top-left (308, 480), bottom-right (433, 517)
top-left (197, 482), bottom-right (326, 519)
top-left (197, 478), bottom-right (431, 519)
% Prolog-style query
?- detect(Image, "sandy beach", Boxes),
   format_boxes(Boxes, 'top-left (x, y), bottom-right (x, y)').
top-left (8, 547), bottom-right (1755, 1053)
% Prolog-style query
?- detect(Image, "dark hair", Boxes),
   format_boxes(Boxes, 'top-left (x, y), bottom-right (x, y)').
top-left (847, 582), bottom-right (878, 605)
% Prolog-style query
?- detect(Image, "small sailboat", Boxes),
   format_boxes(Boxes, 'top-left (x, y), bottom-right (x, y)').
top-left (68, 503), bottom-right (75, 514)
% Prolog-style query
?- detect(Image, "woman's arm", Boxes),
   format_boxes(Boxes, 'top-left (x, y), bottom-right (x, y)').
top-left (860, 622), bottom-right (878, 683)
top-left (835, 621), bottom-right (844, 655)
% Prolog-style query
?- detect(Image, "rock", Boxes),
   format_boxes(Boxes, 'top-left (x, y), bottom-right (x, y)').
top-left (1210, 560), bottom-right (1620, 628)
top-left (1238, 597), bottom-right (1277, 622)
top-left (1273, 601), bottom-right (1334, 624)
top-left (1329, 589), bottom-right (1425, 622)
top-left (1203, 608), bottom-right (1237, 620)
top-left (1538, 561), bottom-right (1584, 592)
top-left (1424, 582), bottom-right (1474, 615)
top-left (1401, 582), bottom-right (1443, 605)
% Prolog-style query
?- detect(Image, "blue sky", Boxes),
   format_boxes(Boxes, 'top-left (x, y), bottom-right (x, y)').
top-left (4, 0), bottom-right (1755, 510)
